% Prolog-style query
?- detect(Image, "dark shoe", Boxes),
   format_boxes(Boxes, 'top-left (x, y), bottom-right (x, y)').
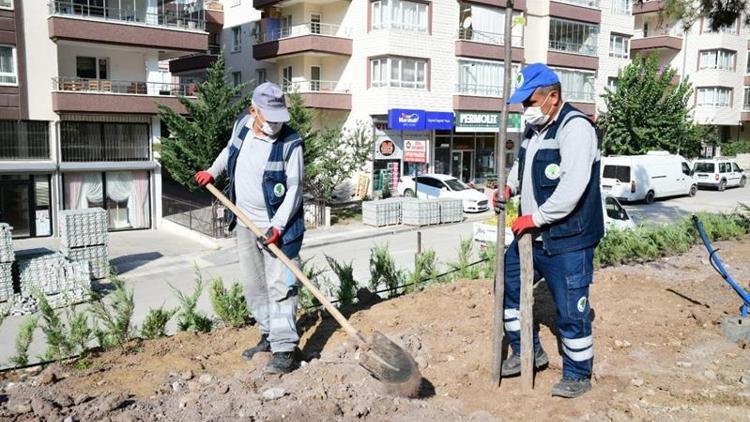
top-left (264, 352), bottom-right (297, 374)
top-left (551, 377), bottom-right (592, 398)
top-left (241, 334), bottom-right (270, 361)
top-left (501, 348), bottom-right (549, 377)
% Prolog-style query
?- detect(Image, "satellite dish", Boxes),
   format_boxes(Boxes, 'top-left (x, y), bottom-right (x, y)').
top-left (461, 16), bottom-right (472, 30)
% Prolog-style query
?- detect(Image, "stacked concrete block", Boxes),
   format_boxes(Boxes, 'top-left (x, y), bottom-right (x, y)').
top-left (45, 261), bottom-right (91, 308)
top-left (402, 199), bottom-right (441, 226)
top-left (438, 199), bottom-right (464, 224)
top-left (0, 224), bottom-right (13, 303)
top-left (16, 249), bottom-right (67, 296)
top-left (59, 208), bottom-right (110, 280)
top-left (363, 198), bottom-right (405, 227)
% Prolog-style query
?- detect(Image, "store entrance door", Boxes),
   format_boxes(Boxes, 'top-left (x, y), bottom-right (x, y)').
top-left (451, 150), bottom-right (474, 182)
top-left (0, 179), bottom-right (32, 237)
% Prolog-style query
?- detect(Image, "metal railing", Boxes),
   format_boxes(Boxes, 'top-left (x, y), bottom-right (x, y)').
top-left (162, 195), bottom-right (231, 238)
top-left (60, 121), bottom-right (150, 162)
top-left (548, 39), bottom-right (598, 56)
top-left (554, 0), bottom-right (600, 8)
top-left (283, 79), bottom-right (349, 93)
top-left (455, 83), bottom-right (502, 98)
top-left (457, 28), bottom-right (523, 47)
top-left (0, 121), bottom-right (50, 160)
top-left (48, 0), bottom-right (206, 31)
top-left (52, 77), bottom-right (198, 97)
top-left (633, 26), bottom-right (683, 39)
top-left (257, 22), bottom-right (349, 43)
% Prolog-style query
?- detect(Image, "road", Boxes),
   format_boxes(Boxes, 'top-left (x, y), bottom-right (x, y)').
top-left (0, 184), bottom-right (747, 367)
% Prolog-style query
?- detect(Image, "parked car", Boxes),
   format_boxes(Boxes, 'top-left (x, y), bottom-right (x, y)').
top-left (397, 174), bottom-right (489, 213)
top-left (473, 195), bottom-right (636, 248)
top-left (692, 158), bottom-right (746, 191)
top-left (600, 151), bottom-right (697, 204)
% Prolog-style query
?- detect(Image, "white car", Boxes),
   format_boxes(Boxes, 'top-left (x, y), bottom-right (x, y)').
top-left (397, 174), bottom-right (489, 213)
top-left (692, 158), bottom-right (747, 191)
top-left (601, 151), bottom-right (697, 204)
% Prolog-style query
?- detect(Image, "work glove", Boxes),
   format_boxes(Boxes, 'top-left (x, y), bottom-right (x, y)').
top-left (194, 170), bottom-right (214, 187)
top-left (493, 185), bottom-right (513, 214)
top-left (511, 214), bottom-right (537, 236)
top-left (257, 227), bottom-right (282, 252)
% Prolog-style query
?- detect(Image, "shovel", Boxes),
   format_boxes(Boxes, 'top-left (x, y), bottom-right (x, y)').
top-left (206, 183), bottom-right (423, 397)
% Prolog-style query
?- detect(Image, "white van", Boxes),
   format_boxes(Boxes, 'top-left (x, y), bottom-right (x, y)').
top-left (600, 151), bottom-right (697, 204)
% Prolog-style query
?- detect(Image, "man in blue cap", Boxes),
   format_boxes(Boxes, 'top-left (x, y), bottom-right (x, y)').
top-left (194, 81), bottom-right (305, 374)
top-left (493, 63), bottom-right (604, 398)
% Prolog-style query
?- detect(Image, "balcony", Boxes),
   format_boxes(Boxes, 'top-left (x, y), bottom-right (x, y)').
top-left (48, 0), bottom-right (208, 52)
top-left (455, 28), bottom-right (524, 62)
top-left (630, 29), bottom-right (683, 54)
top-left (284, 80), bottom-right (351, 110)
top-left (632, 0), bottom-right (664, 15)
top-left (51, 77), bottom-right (196, 114)
top-left (169, 44), bottom-right (220, 74)
top-left (547, 40), bottom-right (599, 70)
top-left (253, 22), bottom-right (352, 61)
top-left (453, 83), bottom-right (521, 112)
top-left (550, 1), bottom-right (602, 24)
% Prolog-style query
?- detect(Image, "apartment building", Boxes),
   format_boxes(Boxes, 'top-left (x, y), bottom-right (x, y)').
top-left (0, 0), bottom-right (209, 238)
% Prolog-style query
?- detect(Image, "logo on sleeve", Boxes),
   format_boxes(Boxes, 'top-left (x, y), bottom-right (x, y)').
top-left (545, 163), bottom-right (561, 180)
top-left (274, 183), bottom-right (286, 197)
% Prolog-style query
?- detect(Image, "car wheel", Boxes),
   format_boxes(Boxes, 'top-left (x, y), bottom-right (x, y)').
top-left (689, 184), bottom-right (697, 197)
top-left (718, 180), bottom-right (726, 191)
top-left (645, 190), bottom-right (655, 204)
top-left (404, 188), bottom-right (415, 198)
top-left (741, 177), bottom-right (747, 188)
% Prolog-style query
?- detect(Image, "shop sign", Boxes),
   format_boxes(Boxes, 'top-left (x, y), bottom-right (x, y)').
top-left (425, 112), bottom-right (454, 130)
top-left (375, 138), bottom-right (402, 160)
top-left (506, 140), bottom-right (514, 150)
top-left (388, 109), bottom-right (426, 130)
top-left (455, 112), bottom-right (500, 133)
top-left (403, 140), bottom-right (427, 163)
top-left (506, 113), bottom-right (523, 133)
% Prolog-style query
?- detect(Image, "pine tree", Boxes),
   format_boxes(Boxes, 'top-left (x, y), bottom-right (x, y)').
top-left (598, 54), bottom-right (705, 158)
top-left (158, 55), bottom-right (253, 191)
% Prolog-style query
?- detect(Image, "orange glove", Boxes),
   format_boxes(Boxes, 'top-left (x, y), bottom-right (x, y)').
top-left (511, 214), bottom-right (537, 235)
top-left (194, 170), bottom-right (214, 187)
top-left (492, 185), bottom-right (513, 214)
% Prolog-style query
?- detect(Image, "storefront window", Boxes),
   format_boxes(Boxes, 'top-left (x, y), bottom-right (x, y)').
top-left (0, 174), bottom-right (52, 238)
top-left (474, 135), bottom-right (495, 185)
top-left (63, 171), bottom-right (151, 230)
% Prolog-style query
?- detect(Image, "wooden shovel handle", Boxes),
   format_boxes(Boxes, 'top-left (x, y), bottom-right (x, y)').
top-left (206, 183), bottom-right (366, 344)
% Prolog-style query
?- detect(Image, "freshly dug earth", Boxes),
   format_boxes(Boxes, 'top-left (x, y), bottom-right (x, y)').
top-left (2, 237), bottom-right (750, 421)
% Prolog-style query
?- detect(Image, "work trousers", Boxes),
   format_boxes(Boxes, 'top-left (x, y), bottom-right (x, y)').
top-left (237, 225), bottom-right (300, 353)
top-left (503, 238), bottom-right (594, 380)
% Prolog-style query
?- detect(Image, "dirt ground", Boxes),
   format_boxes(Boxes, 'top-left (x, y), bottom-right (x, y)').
top-left (2, 237), bottom-right (750, 421)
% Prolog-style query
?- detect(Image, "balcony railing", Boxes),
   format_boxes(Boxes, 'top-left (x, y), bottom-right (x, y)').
top-left (0, 121), bottom-right (50, 161)
top-left (548, 39), bottom-right (598, 56)
top-left (555, 0), bottom-right (600, 8)
top-left (455, 83), bottom-right (503, 98)
top-left (563, 89), bottom-right (595, 102)
top-left (256, 22), bottom-right (349, 43)
top-left (48, 0), bottom-right (206, 31)
top-left (52, 77), bottom-right (198, 97)
top-left (457, 28), bottom-right (523, 48)
top-left (282, 80), bottom-right (349, 93)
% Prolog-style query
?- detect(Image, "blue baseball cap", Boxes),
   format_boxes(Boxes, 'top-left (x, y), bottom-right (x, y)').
top-left (507, 63), bottom-right (560, 104)
top-left (252, 82), bottom-right (290, 122)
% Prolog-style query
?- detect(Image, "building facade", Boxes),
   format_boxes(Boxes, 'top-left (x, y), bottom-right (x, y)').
top-left (0, 0), bottom-right (209, 238)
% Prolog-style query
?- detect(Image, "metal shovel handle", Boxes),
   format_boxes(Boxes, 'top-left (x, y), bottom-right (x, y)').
top-left (206, 183), bottom-right (366, 344)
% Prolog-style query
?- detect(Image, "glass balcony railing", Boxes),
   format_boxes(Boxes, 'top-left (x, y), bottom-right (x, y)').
top-left (48, 0), bottom-right (206, 31)
top-left (53, 77), bottom-right (198, 97)
top-left (455, 83), bottom-right (503, 98)
top-left (256, 22), bottom-right (349, 43)
top-left (282, 79), bottom-right (349, 93)
top-left (457, 28), bottom-right (523, 48)
top-left (555, 0), bottom-right (601, 8)
top-left (548, 39), bottom-right (598, 56)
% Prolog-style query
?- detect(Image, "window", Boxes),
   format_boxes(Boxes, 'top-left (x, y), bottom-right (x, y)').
top-left (76, 57), bottom-right (109, 80)
top-left (743, 86), bottom-right (750, 110)
top-left (607, 77), bottom-right (619, 92)
top-left (609, 34), bottom-right (629, 59)
top-left (704, 18), bottom-right (737, 34)
top-left (549, 18), bottom-right (599, 56)
top-left (696, 87), bottom-right (732, 107)
top-left (282, 66), bottom-right (292, 90)
top-left (747, 51), bottom-right (750, 74)
top-left (603, 165), bottom-right (630, 183)
top-left (605, 197), bottom-right (629, 221)
top-left (60, 122), bottom-right (150, 162)
top-left (0, 0), bottom-right (11, 9)
top-left (0, 120), bottom-right (49, 160)
top-left (719, 162), bottom-right (730, 173)
top-left (681, 162), bottom-right (691, 176)
top-left (699, 49), bottom-right (735, 71)
top-left (693, 162), bottom-right (714, 173)
top-left (372, 0), bottom-right (428, 32)
top-left (611, 0), bottom-right (630, 14)
top-left (457, 59), bottom-right (518, 97)
top-left (231, 27), bottom-right (241, 52)
top-left (370, 57), bottom-right (427, 89)
top-left (232, 72), bottom-right (241, 86)
top-left (556, 68), bottom-right (596, 102)
top-left (256, 68), bottom-right (267, 84)
top-left (457, 4), bottom-right (523, 47)
top-left (733, 163), bottom-right (742, 172)
top-left (310, 13), bottom-right (321, 34)
top-left (0, 46), bottom-right (16, 85)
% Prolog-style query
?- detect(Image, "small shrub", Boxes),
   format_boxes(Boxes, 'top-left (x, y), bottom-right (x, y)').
top-left (381, 181), bottom-right (392, 199)
top-left (209, 278), bottom-right (250, 328)
top-left (479, 242), bottom-right (498, 280)
top-left (12, 315), bottom-right (38, 366)
top-left (140, 306), bottom-right (177, 339)
top-left (171, 270), bottom-right (213, 333)
top-left (300, 258), bottom-right (326, 310)
top-left (326, 255), bottom-right (357, 307)
top-left (448, 237), bottom-right (481, 281)
top-left (67, 306), bottom-right (92, 357)
top-left (35, 291), bottom-right (73, 361)
top-left (89, 274), bottom-right (135, 351)
top-left (404, 249), bottom-right (439, 293)
top-left (368, 245), bottom-right (404, 298)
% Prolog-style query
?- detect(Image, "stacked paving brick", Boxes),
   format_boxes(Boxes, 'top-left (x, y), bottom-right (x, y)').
top-left (402, 199), bottom-right (441, 226)
top-left (15, 249), bottom-right (91, 308)
top-left (363, 198), bottom-right (406, 227)
top-left (59, 208), bottom-right (110, 279)
top-left (438, 199), bottom-right (464, 224)
top-left (0, 224), bottom-right (13, 303)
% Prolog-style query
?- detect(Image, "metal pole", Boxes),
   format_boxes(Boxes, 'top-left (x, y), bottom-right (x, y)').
top-left (415, 231), bottom-right (422, 268)
top-left (491, 0), bottom-right (514, 386)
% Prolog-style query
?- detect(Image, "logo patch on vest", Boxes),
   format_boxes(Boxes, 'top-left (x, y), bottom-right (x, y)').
top-left (544, 163), bottom-right (561, 180)
top-left (274, 183), bottom-right (286, 197)
top-left (577, 296), bottom-right (587, 313)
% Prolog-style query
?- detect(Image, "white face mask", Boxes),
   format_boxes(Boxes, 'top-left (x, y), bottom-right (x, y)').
top-left (522, 94), bottom-right (552, 127)
top-left (260, 120), bottom-right (284, 136)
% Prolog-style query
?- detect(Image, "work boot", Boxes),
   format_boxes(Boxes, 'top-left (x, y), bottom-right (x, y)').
top-left (264, 352), bottom-right (297, 374)
top-left (551, 377), bottom-right (592, 398)
top-left (241, 334), bottom-right (270, 361)
top-left (501, 348), bottom-right (549, 377)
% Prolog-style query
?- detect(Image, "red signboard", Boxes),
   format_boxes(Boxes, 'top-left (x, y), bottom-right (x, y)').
top-left (403, 140), bottom-right (427, 163)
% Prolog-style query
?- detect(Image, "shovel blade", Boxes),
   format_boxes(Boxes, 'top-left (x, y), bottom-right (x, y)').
top-left (358, 330), bottom-right (423, 397)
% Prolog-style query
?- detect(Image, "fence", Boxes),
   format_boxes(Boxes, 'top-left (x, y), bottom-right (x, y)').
top-left (258, 22), bottom-right (348, 43)
top-left (48, 0), bottom-right (206, 30)
top-left (53, 77), bottom-right (197, 97)
top-left (162, 195), bottom-right (231, 239)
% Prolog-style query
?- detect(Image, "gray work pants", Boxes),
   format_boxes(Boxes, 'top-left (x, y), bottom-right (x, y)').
top-left (236, 225), bottom-right (299, 353)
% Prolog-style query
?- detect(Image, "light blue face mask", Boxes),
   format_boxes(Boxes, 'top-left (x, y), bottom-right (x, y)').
top-left (261, 120), bottom-right (283, 136)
